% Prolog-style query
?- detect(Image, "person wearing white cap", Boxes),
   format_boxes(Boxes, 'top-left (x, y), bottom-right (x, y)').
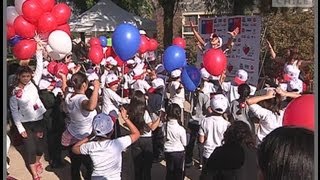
top-left (131, 67), bottom-right (156, 94)
top-left (59, 72), bottom-right (100, 180)
top-left (72, 111), bottom-right (140, 180)
top-left (147, 78), bottom-right (166, 162)
top-left (221, 69), bottom-right (257, 103)
top-left (190, 21), bottom-right (239, 53)
top-left (200, 68), bottom-right (217, 98)
top-left (168, 69), bottom-right (186, 125)
top-left (198, 94), bottom-right (230, 168)
top-left (102, 73), bottom-right (130, 115)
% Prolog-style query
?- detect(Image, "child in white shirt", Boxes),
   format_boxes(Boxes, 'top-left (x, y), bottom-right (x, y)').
top-left (199, 94), bottom-right (230, 168)
top-left (72, 110), bottom-right (140, 180)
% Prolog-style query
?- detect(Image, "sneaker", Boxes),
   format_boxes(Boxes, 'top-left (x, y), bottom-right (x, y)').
top-left (199, 164), bottom-right (203, 170)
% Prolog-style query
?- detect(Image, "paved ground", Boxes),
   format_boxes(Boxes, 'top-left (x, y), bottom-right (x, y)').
top-left (7, 142), bottom-right (201, 180)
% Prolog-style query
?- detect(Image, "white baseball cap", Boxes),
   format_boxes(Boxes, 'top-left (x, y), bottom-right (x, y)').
top-left (155, 64), bottom-right (165, 74)
top-left (284, 64), bottom-right (300, 79)
top-left (152, 78), bottom-right (165, 89)
top-left (171, 69), bottom-right (182, 78)
top-left (106, 57), bottom-right (118, 66)
top-left (234, 69), bottom-right (248, 85)
top-left (200, 68), bottom-right (210, 79)
top-left (105, 73), bottom-right (120, 86)
top-left (87, 72), bottom-right (99, 82)
top-left (126, 59), bottom-right (136, 65)
top-left (139, 30), bottom-right (147, 35)
top-left (93, 113), bottom-right (114, 137)
top-left (288, 78), bottom-right (303, 93)
top-left (210, 94), bottom-right (229, 114)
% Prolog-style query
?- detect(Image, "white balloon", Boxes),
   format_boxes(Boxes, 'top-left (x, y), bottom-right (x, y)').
top-left (48, 30), bottom-right (72, 55)
top-left (6, 6), bottom-right (19, 25)
top-left (14, 0), bottom-right (27, 15)
top-left (46, 45), bottom-right (66, 60)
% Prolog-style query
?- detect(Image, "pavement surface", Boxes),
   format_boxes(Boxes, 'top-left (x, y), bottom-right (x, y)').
top-left (7, 141), bottom-right (201, 180)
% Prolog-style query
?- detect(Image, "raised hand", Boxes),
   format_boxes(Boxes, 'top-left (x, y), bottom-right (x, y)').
top-left (228, 27), bottom-right (240, 38)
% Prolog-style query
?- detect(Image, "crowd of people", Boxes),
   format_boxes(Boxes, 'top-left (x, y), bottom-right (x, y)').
top-left (6, 28), bottom-right (314, 180)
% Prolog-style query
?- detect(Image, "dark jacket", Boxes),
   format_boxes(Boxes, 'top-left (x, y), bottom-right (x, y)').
top-left (200, 143), bottom-right (258, 180)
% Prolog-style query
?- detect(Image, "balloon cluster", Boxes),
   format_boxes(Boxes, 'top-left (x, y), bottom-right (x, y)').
top-left (161, 37), bottom-right (200, 92)
top-left (7, 0), bottom-right (72, 60)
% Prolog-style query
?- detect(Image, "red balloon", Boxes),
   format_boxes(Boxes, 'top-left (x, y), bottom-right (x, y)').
top-left (37, 12), bottom-right (58, 33)
top-left (173, 37), bottom-right (186, 49)
top-left (54, 62), bottom-right (69, 78)
top-left (22, 0), bottom-right (44, 24)
top-left (88, 46), bottom-right (104, 64)
top-left (47, 61), bottom-right (57, 75)
top-left (51, 3), bottom-right (71, 25)
top-left (114, 56), bottom-right (124, 66)
top-left (105, 47), bottom-right (117, 58)
top-left (13, 39), bottom-right (37, 60)
top-left (283, 94), bottom-right (314, 131)
top-left (7, 24), bottom-right (16, 39)
top-left (56, 23), bottom-right (71, 36)
top-left (38, 0), bottom-right (55, 12)
top-left (203, 49), bottom-right (227, 76)
top-left (139, 35), bottom-right (149, 54)
top-left (148, 38), bottom-right (158, 51)
top-left (89, 37), bottom-right (101, 47)
top-left (13, 16), bottom-right (36, 38)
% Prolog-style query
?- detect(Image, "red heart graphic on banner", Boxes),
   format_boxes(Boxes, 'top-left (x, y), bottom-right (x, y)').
top-left (227, 65), bottom-right (233, 72)
top-left (243, 46), bottom-right (250, 54)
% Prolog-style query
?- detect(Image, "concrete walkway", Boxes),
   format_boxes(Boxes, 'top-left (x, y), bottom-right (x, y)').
top-left (7, 144), bottom-right (201, 180)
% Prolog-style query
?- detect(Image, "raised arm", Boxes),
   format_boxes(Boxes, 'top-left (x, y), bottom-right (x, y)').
top-left (190, 21), bottom-right (205, 47)
top-left (224, 27), bottom-right (239, 50)
top-left (82, 80), bottom-right (100, 111)
top-left (266, 40), bottom-right (285, 64)
top-left (120, 107), bottom-right (140, 143)
top-left (246, 89), bottom-right (275, 105)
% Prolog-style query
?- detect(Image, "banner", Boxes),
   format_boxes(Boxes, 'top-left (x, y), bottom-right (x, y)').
top-left (197, 16), bottom-right (262, 86)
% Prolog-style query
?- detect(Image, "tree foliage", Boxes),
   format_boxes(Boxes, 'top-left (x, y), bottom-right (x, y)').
top-left (204, 0), bottom-right (255, 15)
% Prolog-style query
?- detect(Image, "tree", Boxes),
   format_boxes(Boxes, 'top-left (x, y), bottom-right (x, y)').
top-left (158, 0), bottom-right (181, 48)
top-left (204, 0), bottom-right (255, 15)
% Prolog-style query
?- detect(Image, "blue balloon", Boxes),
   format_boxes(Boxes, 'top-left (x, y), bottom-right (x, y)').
top-left (9, 35), bottom-right (22, 47)
top-left (181, 65), bottom-right (201, 92)
top-left (112, 23), bottom-right (141, 61)
top-left (163, 45), bottom-right (187, 72)
top-left (99, 36), bottom-right (108, 47)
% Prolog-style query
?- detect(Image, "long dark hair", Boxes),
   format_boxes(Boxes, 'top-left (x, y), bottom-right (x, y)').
top-left (127, 90), bottom-right (149, 134)
top-left (258, 126), bottom-right (314, 180)
top-left (222, 121), bottom-right (256, 149)
top-left (166, 103), bottom-right (182, 125)
top-left (68, 72), bottom-right (88, 90)
top-left (236, 83), bottom-right (251, 115)
top-left (258, 93), bottom-right (282, 115)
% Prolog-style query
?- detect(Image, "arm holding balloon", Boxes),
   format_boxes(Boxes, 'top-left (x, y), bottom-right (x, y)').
top-left (32, 44), bottom-right (45, 85)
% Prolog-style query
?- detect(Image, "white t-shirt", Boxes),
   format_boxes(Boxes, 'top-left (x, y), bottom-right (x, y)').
top-left (80, 136), bottom-right (132, 179)
top-left (132, 79), bottom-right (151, 94)
top-left (65, 93), bottom-right (97, 140)
top-left (168, 81), bottom-right (185, 109)
top-left (141, 111), bottom-right (153, 137)
top-left (102, 87), bottom-right (130, 114)
top-left (199, 115), bottom-right (230, 158)
top-left (221, 82), bottom-right (257, 102)
top-left (164, 119), bottom-right (187, 152)
top-left (202, 81), bottom-right (216, 97)
top-left (249, 104), bottom-right (284, 142)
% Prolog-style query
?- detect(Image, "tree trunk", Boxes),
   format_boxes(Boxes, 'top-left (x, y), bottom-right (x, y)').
top-left (162, 2), bottom-right (175, 49)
